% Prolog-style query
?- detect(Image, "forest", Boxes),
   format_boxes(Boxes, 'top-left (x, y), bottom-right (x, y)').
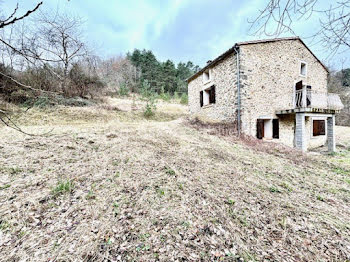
top-left (0, 2), bottom-right (349, 126)
top-left (0, 4), bottom-right (199, 118)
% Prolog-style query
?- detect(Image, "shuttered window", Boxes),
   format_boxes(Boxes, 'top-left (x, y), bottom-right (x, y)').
top-left (200, 91), bottom-right (203, 107)
top-left (313, 120), bottom-right (325, 136)
top-left (273, 119), bottom-right (279, 139)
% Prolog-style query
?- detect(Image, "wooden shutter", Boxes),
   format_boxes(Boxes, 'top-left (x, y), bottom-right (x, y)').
top-left (313, 120), bottom-right (325, 136)
top-left (200, 91), bottom-right (203, 107)
top-left (273, 119), bottom-right (279, 139)
top-left (209, 86), bottom-right (216, 104)
top-left (257, 119), bottom-right (264, 139)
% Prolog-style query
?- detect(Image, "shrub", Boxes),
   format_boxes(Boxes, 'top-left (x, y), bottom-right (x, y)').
top-left (140, 80), bottom-right (157, 118)
top-left (68, 63), bottom-right (105, 98)
top-left (180, 93), bottom-right (188, 104)
top-left (117, 82), bottom-right (129, 96)
top-left (173, 92), bottom-right (180, 100)
top-left (144, 102), bottom-right (156, 117)
top-left (159, 92), bottom-right (171, 101)
top-left (52, 180), bottom-right (74, 197)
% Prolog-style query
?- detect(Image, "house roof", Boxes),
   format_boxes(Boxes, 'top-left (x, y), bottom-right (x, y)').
top-left (186, 36), bottom-right (329, 82)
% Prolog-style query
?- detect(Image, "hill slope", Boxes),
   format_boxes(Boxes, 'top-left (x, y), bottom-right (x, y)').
top-left (0, 98), bottom-right (350, 261)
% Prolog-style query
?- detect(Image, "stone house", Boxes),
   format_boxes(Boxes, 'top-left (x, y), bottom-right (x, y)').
top-left (187, 37), bottom-right (344, 152)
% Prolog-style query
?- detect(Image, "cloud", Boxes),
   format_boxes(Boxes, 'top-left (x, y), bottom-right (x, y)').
top-left (1, 0), bottom-right (349, 69)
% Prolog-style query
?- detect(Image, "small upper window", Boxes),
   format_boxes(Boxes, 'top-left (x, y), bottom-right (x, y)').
top-left (203, 69), bottom-right (211, 82)
top-left (300, 62), bottom-right (307, 76)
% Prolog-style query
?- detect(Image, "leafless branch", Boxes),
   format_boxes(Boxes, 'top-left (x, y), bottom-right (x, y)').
top-left (249, 0), bottom-right (350, 58)
top-left (0, 109), bottom-right (53, 136)
top-left (0, 71), bottom-right (62, 94)
top-left (0, 2), bottom-right (43, 29)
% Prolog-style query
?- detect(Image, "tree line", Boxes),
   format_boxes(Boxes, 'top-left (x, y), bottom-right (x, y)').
top-left (328, 69), bottom-right (350, 126)
top-left (0, 4), bottom-right (200, 107)
top-left (127, 49), bottom-right (200, 95)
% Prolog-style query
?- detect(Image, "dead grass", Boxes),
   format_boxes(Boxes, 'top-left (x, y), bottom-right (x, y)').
top-left (0, 97), bottom-right (349, 261)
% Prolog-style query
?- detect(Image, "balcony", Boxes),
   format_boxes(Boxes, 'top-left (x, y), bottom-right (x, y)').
top-left (276, 89), bottom-right (344, 115)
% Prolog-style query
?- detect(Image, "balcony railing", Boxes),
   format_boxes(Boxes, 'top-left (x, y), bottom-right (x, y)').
top-left (294, 89), bottom-right (344, 110)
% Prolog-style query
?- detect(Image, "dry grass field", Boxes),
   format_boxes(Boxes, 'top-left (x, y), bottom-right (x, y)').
top-left (0, 97), bottom-right (350, 261)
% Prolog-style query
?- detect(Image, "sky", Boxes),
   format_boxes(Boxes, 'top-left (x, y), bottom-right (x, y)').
top-left (2, 0), bottom-right (350, 70)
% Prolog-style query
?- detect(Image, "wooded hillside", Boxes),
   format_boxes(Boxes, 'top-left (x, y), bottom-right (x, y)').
top-left (329, 69), bottom-right (350, 126)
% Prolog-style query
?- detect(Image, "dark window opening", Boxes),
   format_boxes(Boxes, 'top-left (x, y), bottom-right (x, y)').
top-left (296, 80), bottom-right (303, 90)
top-left (208, 85), bottom-right (216, 104)
top-left (273, 119), bottom-right (279, 139)
top-left (313, 120), bottom-right (325, 136)
top-left (257, 119), bottom-right (264, 139)
top-left (200, 91), bottom-right (203, 107)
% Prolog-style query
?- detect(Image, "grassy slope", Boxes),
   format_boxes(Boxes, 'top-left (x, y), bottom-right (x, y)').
top-left (0, 97), bottom-right (349, 261)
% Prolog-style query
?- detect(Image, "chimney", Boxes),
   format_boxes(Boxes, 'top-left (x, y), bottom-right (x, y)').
top-left (206, 60), bottom-right (212, 65)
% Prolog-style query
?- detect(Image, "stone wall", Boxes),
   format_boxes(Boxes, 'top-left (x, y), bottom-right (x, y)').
top-left (278, 114), bottom-right (295, 147)
top-left (188, 52), bottom-right (237, 123)
top-left (239, 40), bottom-right (328, 135)
top-left (187, 39), bottom-right (329, 149)
top-left (239, 40), bottom-right (328, 147)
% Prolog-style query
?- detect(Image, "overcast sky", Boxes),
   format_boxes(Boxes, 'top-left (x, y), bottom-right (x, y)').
top-left (3, 0), bottom-right (350, 70)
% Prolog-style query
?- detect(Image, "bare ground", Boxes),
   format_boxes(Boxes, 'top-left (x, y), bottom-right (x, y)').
top-left (0, 97), bottom-right (350, 261)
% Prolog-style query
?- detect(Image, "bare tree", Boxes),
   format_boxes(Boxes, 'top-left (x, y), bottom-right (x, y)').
top-left (22, 12), bottom-right (88, 92)
top-left (0, 2), bottom-right (42, 29)
top-left (250, 0), bottom-right (350, 57)
top-left (0, 2), bottom-right (75, 134)
top-left (0, 2), bottom-right (46, 134)
top-left (98, 56), bottom-right (139, 94)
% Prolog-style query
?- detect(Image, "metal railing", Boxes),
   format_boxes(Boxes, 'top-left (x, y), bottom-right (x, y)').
top-left (294, 89), bottom-right (344, 110)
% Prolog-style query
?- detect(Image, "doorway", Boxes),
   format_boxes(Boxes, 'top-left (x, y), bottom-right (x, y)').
top-left (257, 119), bottom-right (264, 139)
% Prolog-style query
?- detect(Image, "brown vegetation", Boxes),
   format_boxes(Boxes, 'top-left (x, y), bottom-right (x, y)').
top-left (0, 97), bottom-right (349, 261)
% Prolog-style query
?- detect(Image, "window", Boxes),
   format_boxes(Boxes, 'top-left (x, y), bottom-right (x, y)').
top-left (300, 62), bottom-right (307, 76)
top-left (200, 91), bottom-right (203, 107)
top-left (207, 85), bottom-right (215, 104)
top-left (313, 120), bottom-right (325, 136)
top-left (203, 69), bottom-right (211, 82)
top-left (200, 86), bottom-right (215, 107)
top-left (273, 119), bottom-right (279, 139)
top-left (257, 119), bottom-right (264, 139)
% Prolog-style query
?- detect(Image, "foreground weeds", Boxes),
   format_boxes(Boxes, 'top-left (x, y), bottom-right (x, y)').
top-left (0, 99), bottom-right (349, 261)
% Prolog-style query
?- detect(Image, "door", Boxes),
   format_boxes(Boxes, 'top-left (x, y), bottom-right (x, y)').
top-left (257, 119), bottom-right (264, 139)
top-left (295, 81), bottom-right (303, 107)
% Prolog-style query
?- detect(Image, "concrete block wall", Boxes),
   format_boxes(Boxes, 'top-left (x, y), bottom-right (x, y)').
top-left (295, 113), bottom-right (306, 151)
top-left (327, 116), bottom-right (336, 152)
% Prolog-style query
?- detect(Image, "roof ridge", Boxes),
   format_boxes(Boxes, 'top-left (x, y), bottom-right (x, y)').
top-left (236, 36), bottom-right (300, 46)
top-left (187, 36), bottom-right (328, 82)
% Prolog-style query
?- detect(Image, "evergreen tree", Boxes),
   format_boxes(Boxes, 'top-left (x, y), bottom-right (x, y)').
top-left (127, 49), bottom-right (200, 96)
top-left (161, 60), bottom-right (177, 94)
